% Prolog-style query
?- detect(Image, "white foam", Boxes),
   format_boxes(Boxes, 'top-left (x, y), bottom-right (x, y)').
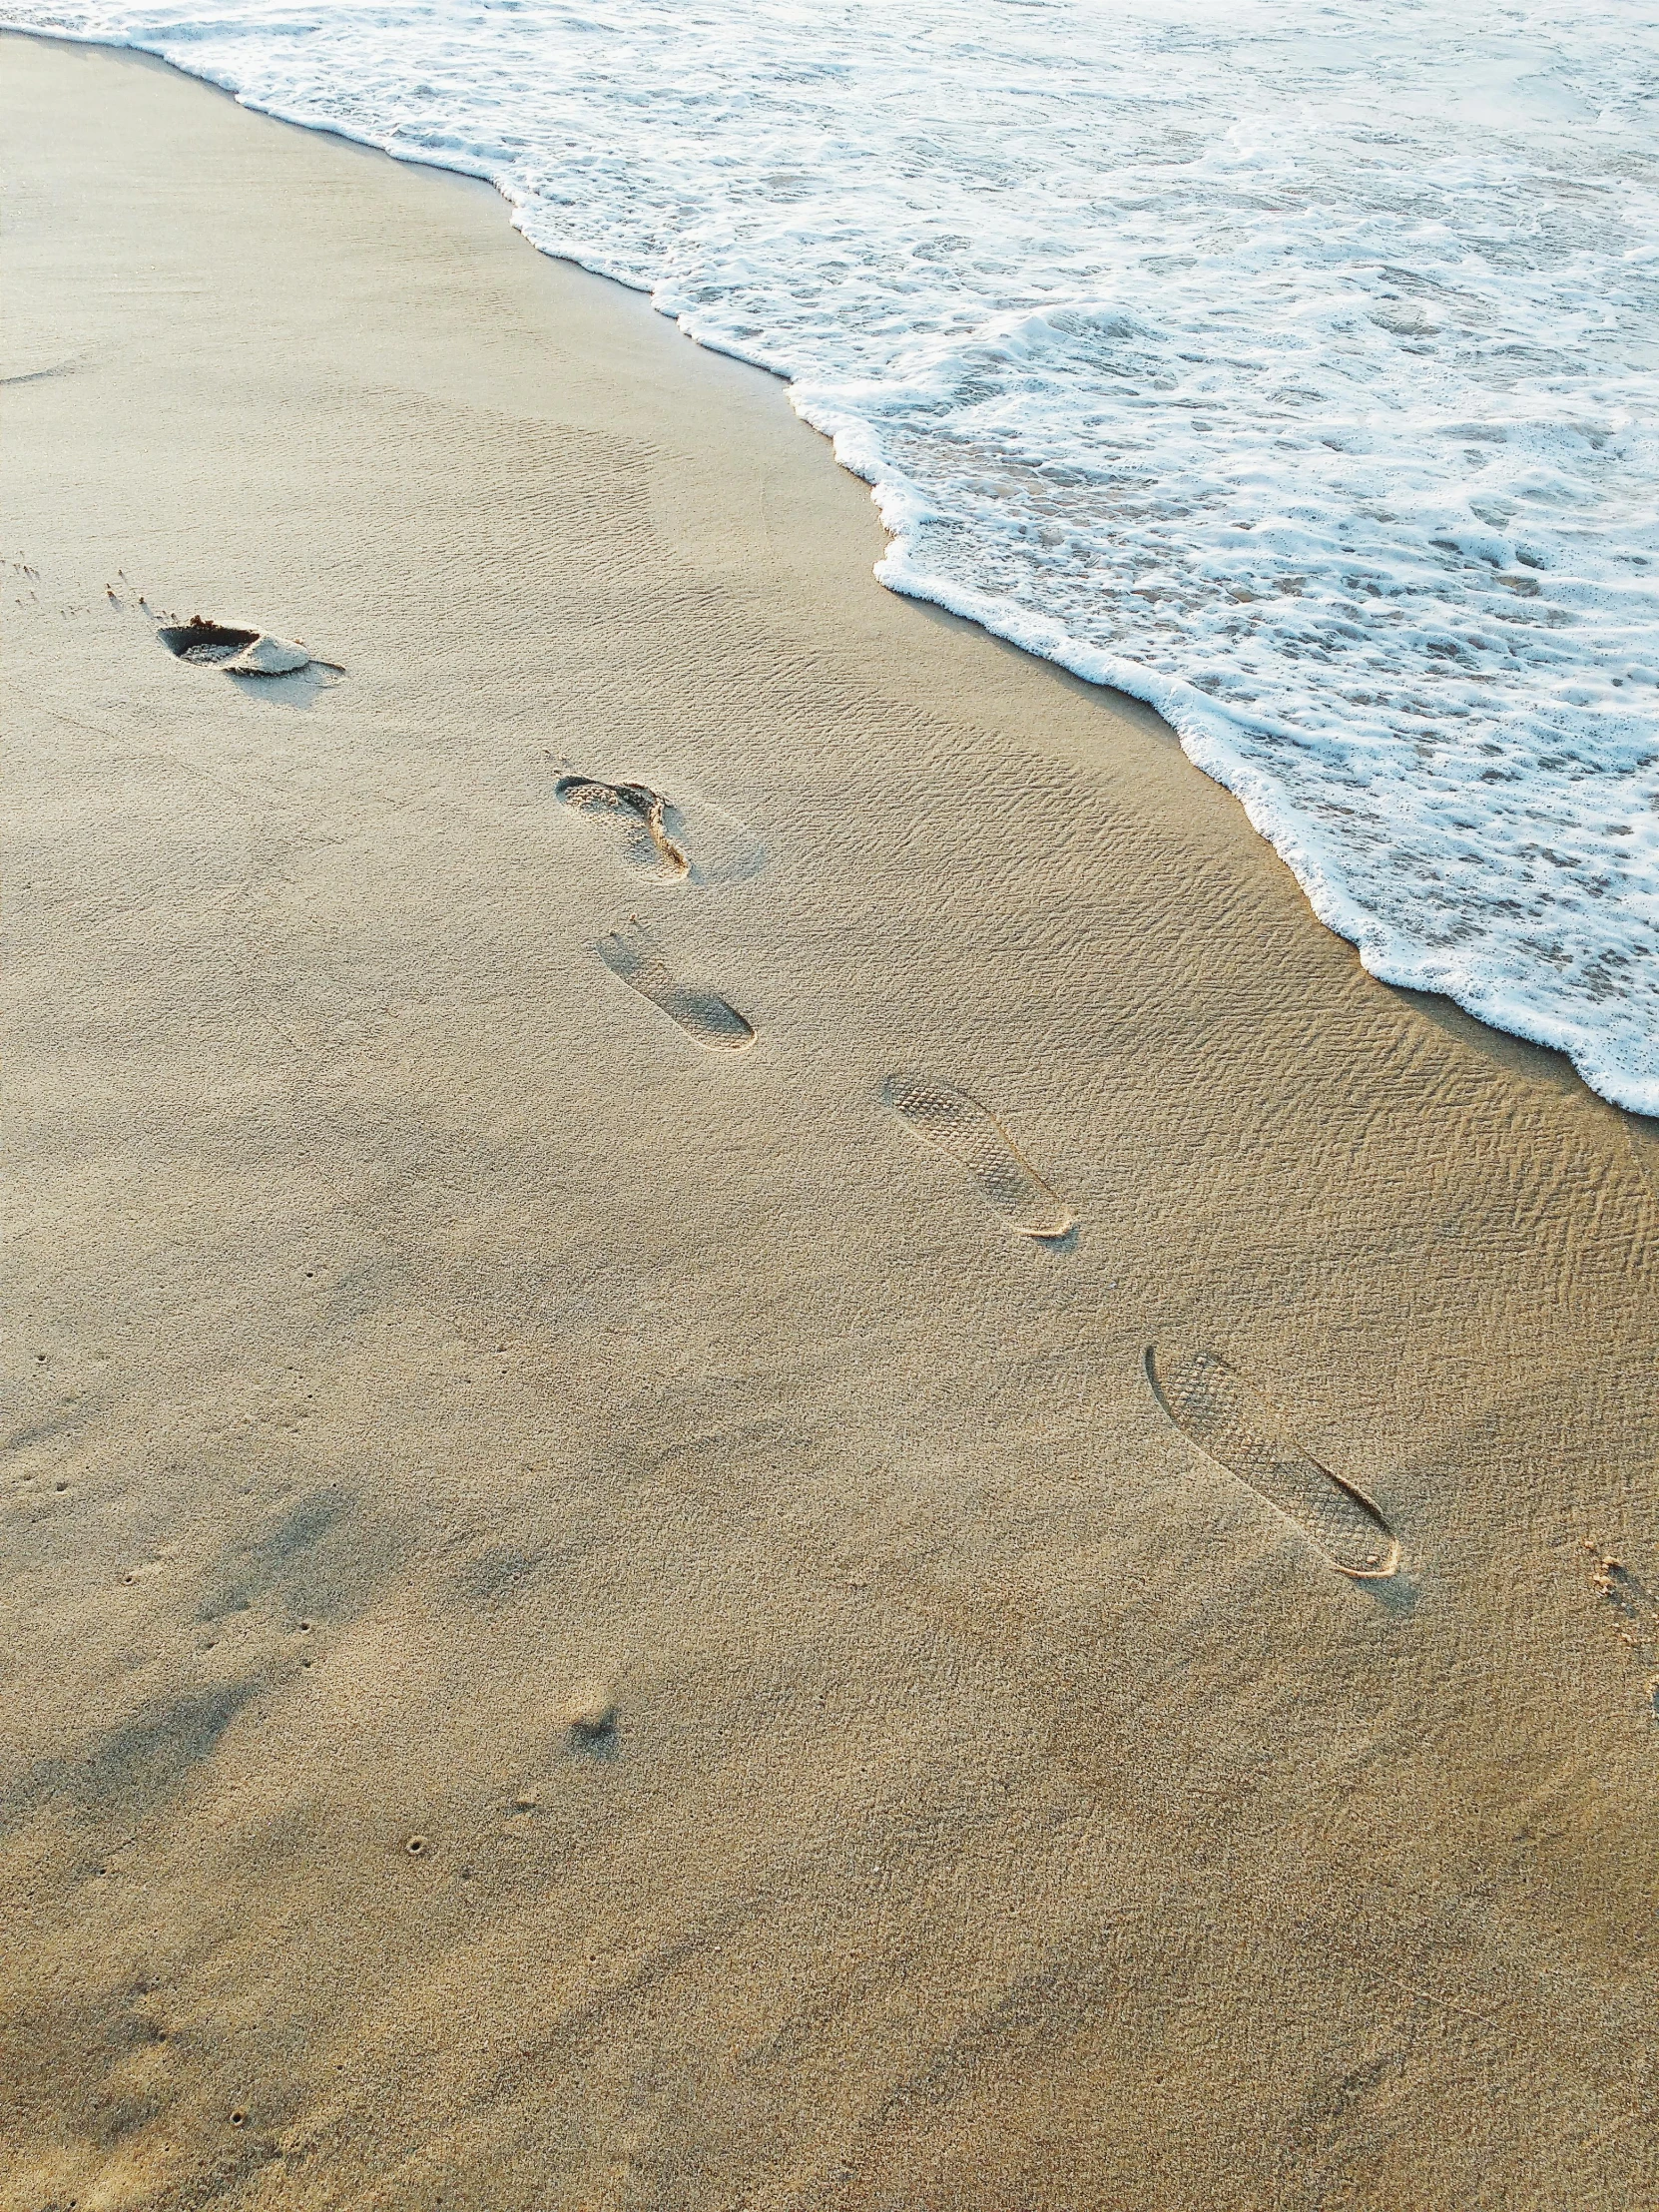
top-left (12, 0), bottom-right (1658, 1107)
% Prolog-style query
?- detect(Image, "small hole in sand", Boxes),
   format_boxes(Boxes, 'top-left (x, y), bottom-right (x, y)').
top-left (406, 1835), bottom-right (428, 1857)
top-left (229, 2110), bottom-right (248, 2128)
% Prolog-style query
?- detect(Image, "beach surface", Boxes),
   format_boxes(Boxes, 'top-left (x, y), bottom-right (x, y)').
top-left (3, 34), bottom-right (1656, 2210)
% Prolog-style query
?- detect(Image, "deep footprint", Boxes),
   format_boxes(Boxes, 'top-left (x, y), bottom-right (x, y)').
top-left (1144, 1345), bottom-right (1400, 1579)
top-left (556, 777), bottom-right (689, 879)
top-left (883, 1073), bottom-right (1073, 1240)
top-left (597, 923), bottom-right (754, 1052)
top-left (158, 615), bottom-right (312, 675)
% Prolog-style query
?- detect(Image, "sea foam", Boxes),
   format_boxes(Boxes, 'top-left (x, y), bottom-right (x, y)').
top-left (10, 0), bottom-right (1658, 1107)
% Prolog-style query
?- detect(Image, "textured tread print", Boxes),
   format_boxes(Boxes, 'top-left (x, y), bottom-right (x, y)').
top-left (1144, 1345), bottom-right (1400, 1579)
top-left (556, 776), bottom-right (690, 879)
top-left (597, 923), bottom-right (754, 1053)
top-left (883, 1072), bottom-right (1073, 1240)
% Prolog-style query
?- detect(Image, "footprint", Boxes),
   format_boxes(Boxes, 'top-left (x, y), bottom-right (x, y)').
top-left (158, 616), bottom-right (313, 676)
top-left (1583, 1541), bottom-right (1659, 1720)
top-left (555, 777), bottom-right (690, 879)
top-left (1144, 1345), bottom-right (1399, 1579)
top-left (551, 765), bottom-right (766, 885)
top-left (597, 923), bottom-right (755, 1053)
top-left (883, 1073), bottom-right (1073, 1240)
top-left (1, 356), bottom-right (88, 386)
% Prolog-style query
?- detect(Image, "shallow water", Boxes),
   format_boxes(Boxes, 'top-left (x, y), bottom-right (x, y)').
top-left (11, 0), bottom-right (1658, 1105)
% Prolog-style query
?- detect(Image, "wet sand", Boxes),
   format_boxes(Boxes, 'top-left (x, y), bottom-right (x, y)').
top-left (2, 32), bottom-right (1656, 2210)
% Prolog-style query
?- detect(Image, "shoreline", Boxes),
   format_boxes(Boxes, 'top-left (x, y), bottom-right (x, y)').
top-left (3, 33), bottom-right (1657, 2209)
top-left (6, 24), bottom-right (1654, 1117)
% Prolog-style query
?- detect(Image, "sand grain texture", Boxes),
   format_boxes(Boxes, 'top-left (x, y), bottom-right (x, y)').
top-left (2, 36), bottom-right (1656, 2211)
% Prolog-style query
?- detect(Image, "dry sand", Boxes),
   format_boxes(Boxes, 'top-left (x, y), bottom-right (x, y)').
top-left (3, 33), bottom-right (1656, 2210)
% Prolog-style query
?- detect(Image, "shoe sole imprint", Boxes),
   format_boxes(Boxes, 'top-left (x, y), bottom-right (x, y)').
top-left (883, 1073), bottom-right (1073, 1240)
top-left (1144, 1345), bottom-right (1399, 1579)
top-left (550, 764), bottom-right (765, 886)
top-left (557, 776), bottom-right (690, 879)
top-left (597, 923), bottom-right (754, 1053)
top-left (157, 615), bottom-right (322, 675)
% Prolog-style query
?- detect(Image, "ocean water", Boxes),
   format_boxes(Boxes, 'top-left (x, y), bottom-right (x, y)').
top-left (11, 0), bottom-right (1659, 1109)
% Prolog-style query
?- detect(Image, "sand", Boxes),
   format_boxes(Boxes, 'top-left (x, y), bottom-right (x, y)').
top-left (2, 32), bottom-right (1656, 2211)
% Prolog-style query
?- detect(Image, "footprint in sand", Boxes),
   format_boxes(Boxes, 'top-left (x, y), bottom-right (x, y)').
top-left (1144, 1344), bottom-right (1400, 1579)
top-left (597, 922), bottom-right (755, 1053)
top-left (158, 615), bottom-right (317, 676)
top-left (554, 770), bottom-right (765, 886)
top-left (883, 1073), bottom-right (1074, 1241)
top-left (556, 776), bottom-right (690, 880)
top-left (1583, 1539), bottom-right (1659, 1715)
